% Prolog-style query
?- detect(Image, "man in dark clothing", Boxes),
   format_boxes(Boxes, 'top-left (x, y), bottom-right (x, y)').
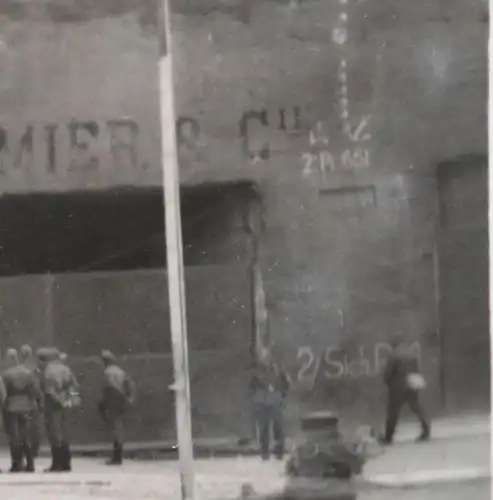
top-left (99, 350), bottom-right (136, 465)
top-left (249, 349), bottom-right (290, 460)
top-left (38, 347), bottom-right (79, 472)
top-left (20, 344), bottom-right (42, 458)
top-left (2, 348), bottom-right (42, 472)
top-left (382, 339), bottom-right (430, 444)
top-left (0, 372), bottom-right (7, 472)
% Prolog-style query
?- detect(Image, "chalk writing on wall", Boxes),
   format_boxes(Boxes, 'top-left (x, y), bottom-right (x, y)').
top-left (301, 116), bottom-right (372, 180)
top-left (296, 341), bottom-right (421, 384)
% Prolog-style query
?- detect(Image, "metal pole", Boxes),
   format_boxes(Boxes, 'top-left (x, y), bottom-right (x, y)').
top-left (158, 1), bottom-right (195, 499)
top-left (488, 0), bottom-right (493, 424)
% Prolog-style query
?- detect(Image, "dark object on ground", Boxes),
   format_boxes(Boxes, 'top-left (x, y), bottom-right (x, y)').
top-left (282, 412), bottom-right (364, 500)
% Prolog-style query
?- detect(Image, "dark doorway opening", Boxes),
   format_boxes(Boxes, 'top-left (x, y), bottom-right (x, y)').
top-left (437, 155), bottom-right (490, 414)
top-left (0, 181), bottom-right (260, 444)
top-left (0, 181), bottom-right (258, 276)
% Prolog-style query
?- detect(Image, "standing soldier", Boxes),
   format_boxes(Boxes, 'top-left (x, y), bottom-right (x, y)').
top-left (2, 348), bottom-right (42, 472)
top-left (20, 345), bottom-right (42, 458)
top-left (249, 348), bottom-right (290, 461)
top-left (381, 337), bottom-right (431, 444)
top-left (99, 350), bottom-right (136, 466)
top-left (38, 347), bottom-right (79, 472)
top-left (0, 372), bottom-right (6, 473)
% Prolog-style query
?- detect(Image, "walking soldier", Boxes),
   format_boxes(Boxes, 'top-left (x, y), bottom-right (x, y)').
top-left (382, 338), bottom-right (431, 444)
top-left (38, 347), bottom-right (79, 472)
top-left (99, 350), bottom-right (136, 465)
top-left (2, 348), bottom-right (42, 472)
top-left (0, 375), bottom-right (5, 472)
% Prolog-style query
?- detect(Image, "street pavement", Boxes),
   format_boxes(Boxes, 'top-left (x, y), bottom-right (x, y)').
top-left (363, 434), bottom-right (490, 486)
top-left (360, 479), bottom-right (491, 500)
top-left (0, 480), bottom-right (490, 500)
top-left (0, 455), bottom-right (287, 499)
top-left (0, 416), bottom-right (488, 499)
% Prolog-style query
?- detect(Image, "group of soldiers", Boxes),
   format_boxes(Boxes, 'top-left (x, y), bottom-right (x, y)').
top-left (0, 346), bottom-right (135, 473)
top-left (0, 335), bottom-right (427, 473)
top-left (249, 337), bottom-right (431, 461)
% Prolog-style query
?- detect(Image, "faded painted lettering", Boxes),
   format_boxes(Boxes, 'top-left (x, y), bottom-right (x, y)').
top-left (45, 124), bottom-right (58, 173)
top-left (239, 110), bottom-right (270, 162)
top-left (240, 106), bottom-right (302, 163)
top-left (278, 106), bottom-right (301, 131)
top-left (107, 119), bottom-right (139, 170)
top-left (296, 342), bottom-right (422, 383)
top-left (176, 117), bottom-right (200, 147)
top-left (69, 120), bottom-right (100, 171)
top-left (0, 125), bottom-right (34, 173)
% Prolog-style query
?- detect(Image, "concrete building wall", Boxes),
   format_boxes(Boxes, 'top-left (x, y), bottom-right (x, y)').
top-left (0, 0), bottom-right (488, 441)
top-left (0, 267), bottom-right (253, 444)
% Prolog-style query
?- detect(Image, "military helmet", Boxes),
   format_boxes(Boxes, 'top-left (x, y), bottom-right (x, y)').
top-left (36, 347), bottom-right (60, 362)
top-left (101, 350), bottom-right (116, 363)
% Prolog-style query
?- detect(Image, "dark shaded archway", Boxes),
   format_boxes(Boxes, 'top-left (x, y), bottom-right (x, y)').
top-left (0, 181), bottom-right (258, 275)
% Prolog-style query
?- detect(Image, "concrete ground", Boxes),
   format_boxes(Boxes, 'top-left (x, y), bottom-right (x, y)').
top-left (42, 413), bottom-right (490, 458)
top-left (0, 472), bottom-right (489, 500)
top-left (1, 480), bottom-right (489, 500)
top-left (360, 479), bottom-right (491, 500)
top-left (363, 434), bottom-right (490, 486)
top-left (0, 416), bottom-right (488, 499)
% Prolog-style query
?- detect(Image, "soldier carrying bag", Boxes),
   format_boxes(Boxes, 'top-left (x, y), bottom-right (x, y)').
top-left (406, 373), bottom-right (426, 391)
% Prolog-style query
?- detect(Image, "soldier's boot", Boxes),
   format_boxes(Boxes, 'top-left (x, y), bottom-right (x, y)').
top-left (106, 442), bottom-right (123, 465)
top-left (416, 424), bottom-right (431, 443)
top-left (9, 446), bottom-right (23, 473)
top-left (44, 446), bottom-right (62, 472)
top-left (23, 445), bottom-right (35, 473)
top-left (259, 426), bottom-right (270, 461)
top-left (273, 442), bottom-right (285, 461)
top-left (60, 444), bottom-right (72, 472)
top-left (32, 431), bottom-right (40, 458)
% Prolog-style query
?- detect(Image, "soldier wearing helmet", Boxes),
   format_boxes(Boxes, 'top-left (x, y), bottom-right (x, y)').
top-left (2, 348), bottom-right (42, 472)
top-left (99, 350), bottom-right (136, 465)
top-left (37, 347), bottom-right (79, 472)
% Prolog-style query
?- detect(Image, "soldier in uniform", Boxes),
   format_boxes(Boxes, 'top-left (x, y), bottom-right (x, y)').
top-left (2, 348), bottom-right (42, 472)
top-left (20, 345), bottom-right (42, 458)
top-left (38, 347), bottom-right (79, 472)
top-left (249, 348), bottom-right (290, 461)
top-left (99, 350), bottom-right (136, 465)
top-left (0, 373), bottom-right (7, 473)
top-left (382, 338), bottom-right (430, 444)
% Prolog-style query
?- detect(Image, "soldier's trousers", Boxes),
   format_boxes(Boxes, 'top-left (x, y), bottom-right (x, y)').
top-left (30, 409), bottom-right (42, 456)
top-left (44, 407), bottom-right (72, 471)
top-left (3, 411), bottom-right (35, 470)
top-left (108, 414), bottom-right (124, 445)
top-left (45, 408), bottom-right (69, 447)
top-left (254, 404), bottom-right (284, 460)
top-left (385, 389), bottom-right (430, 442)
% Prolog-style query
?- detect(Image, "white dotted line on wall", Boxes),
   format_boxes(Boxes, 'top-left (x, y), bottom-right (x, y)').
top-left (333, 0), bottom-right (350, 133)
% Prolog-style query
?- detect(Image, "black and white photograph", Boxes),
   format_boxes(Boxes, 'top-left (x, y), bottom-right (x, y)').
top-left (0, 0), bottom-right (489, 499)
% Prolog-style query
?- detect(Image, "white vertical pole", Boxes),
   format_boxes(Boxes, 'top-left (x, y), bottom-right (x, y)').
top-left (157, 1), bottom-right (195, 499)
top-left (488, 0), bottom-right (493, 465)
